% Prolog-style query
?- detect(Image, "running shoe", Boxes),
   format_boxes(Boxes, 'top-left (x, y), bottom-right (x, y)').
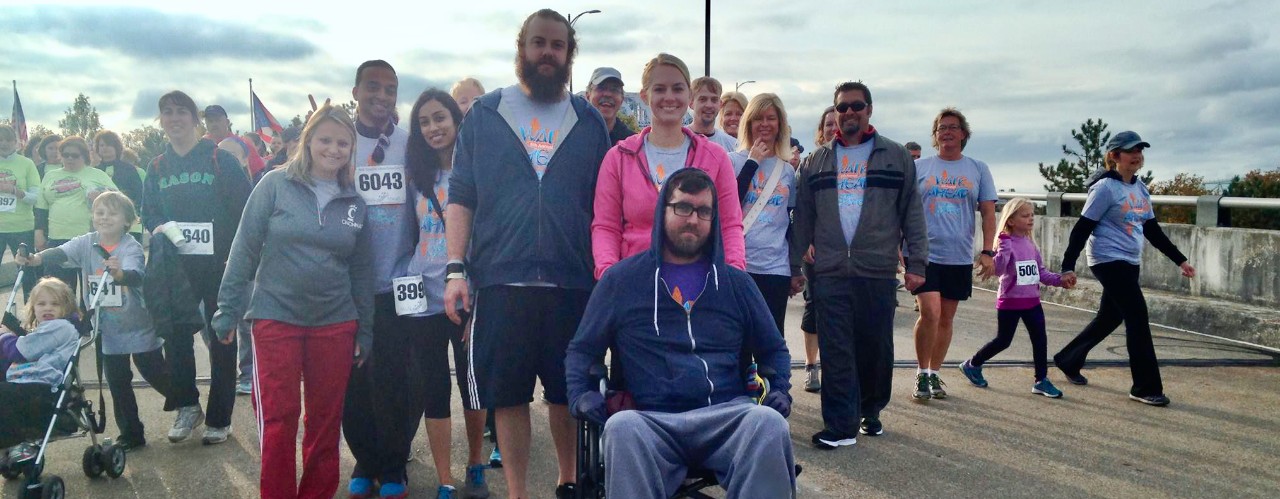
top-left (1129, 393), bottom-right (1171, 406)
top-left (929, 373), bottom-right (948, 399)
top-left (811, 429), bottom-right (857, 450)
top-left (463, 464), bottom-right (490, 498)
top-left (859, 417), bottom-right (883, 436)
top-left (1032, 379), bottom-right (1063, 398)
top-left (804, 364), bottom-right (821, 393)
top-left (959, 359), bottom-right (988, 387)
top-left (912, 373), bottom-right (932, 400)
top-left (168, 405), bottom-right (204, 442)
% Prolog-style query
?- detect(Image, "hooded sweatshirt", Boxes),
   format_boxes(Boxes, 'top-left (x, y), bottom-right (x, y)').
top-left (566, 174), bottom-right (791, 414)
top-left (592, 127), bottom-right (746, 279)
top-left (993, 233), bottom-right (1063, 310)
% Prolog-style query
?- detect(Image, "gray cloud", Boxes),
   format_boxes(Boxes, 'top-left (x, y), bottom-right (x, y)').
top-left (3, 6), bottom-right (316, 61)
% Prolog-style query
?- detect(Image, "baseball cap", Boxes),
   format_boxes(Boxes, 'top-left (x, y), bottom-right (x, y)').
top-left (203, 105), bottom-right (228, 119)
top-left (589, 67), bottom-right (624, 88)
top-left (1105, 131), bottom-right (1150, 152)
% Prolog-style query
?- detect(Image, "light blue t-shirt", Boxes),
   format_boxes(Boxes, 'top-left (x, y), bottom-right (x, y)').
top-left (915, 155), bottom-right (997, 265)
top-left (356, 126), bottom-right (414, 294)
top-left (59, 232), bottom-right (161, 355)
top-left (405, 169), bottom-right (452, 317)
top-left (730, 152), bottom-right (795, 276)
top-left (1082, 177), bottom-right (1154, 267)
top-left (643, 135), bottom-right (690, 192)
top-left (7, 319), bottom-right (78, 389)
top-left (500, 85), bottom-right (573, 180)
top-left (835, 140), bottom-right (874, 244)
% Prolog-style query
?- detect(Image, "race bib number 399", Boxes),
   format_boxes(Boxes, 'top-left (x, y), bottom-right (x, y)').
top-left (1015, 260), bottom-right (1040, 286)
top-left (88, 274), bottom-right (123, 308)
top-left (176, 222), bottom-right (214, 255)
top-left (392, 275), bottom-right (429, 316)
top-left (356, 165), bottom-right (406, 205)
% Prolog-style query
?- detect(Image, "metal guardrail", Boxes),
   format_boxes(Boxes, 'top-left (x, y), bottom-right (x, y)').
top-left (996, 192), bottom-right (1280, 227)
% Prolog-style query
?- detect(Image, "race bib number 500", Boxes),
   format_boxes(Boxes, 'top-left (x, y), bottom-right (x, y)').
top-left (176, 222), bottom-right (214, 255)
top-left (392, 275), bottom-right (429, 316)
top-left (356, 165), bottom-right (406, 205)
top-left (1015, 260), bottom-right (1040, 286)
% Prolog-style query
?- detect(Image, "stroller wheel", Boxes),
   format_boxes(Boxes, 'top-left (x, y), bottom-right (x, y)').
top-left (22, 458), bottom-right (42, 480)
top-left (82, 445), bottom-right (104, 478)
top-left (102, 444), bottom-right (127, 478)
top-left (39, 475), bottom-right (65, 499)
top-left (1, 459), bottom-right (21, 480)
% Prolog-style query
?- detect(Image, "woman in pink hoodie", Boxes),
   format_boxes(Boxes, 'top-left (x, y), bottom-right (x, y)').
top-left (958, 197), bottom-right (1075, 398)
top-left (591, 53), bottom-right (745, 280)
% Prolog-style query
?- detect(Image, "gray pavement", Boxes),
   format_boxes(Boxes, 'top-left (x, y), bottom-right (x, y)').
top-left (3, 288), bottom-right (1277, 498)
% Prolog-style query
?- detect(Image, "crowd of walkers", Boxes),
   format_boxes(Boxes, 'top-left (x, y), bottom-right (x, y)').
top-left (0, 8), bottom-right (1199, 499)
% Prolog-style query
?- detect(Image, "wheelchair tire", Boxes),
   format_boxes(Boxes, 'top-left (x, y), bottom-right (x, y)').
top-left (103, 444), bottom-right (126, 478)
top-left (82, 445), bottom-right (104, 478)
top-left (39, 475), bottom-right (65, 499)
top-left (1, 463), bottom-right (21, 480)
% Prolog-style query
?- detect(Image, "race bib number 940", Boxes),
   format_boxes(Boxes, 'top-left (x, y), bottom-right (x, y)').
top-left (356, 165), bottom-right (406, 205)
top-left (88, 274), bottom-right (123, 308)
top-left (392, 275), bottom-right (429, 316)
top-left (176, 222), bottom-right (214, 255)
top-left (1015, 260), bottom-right (1040, 286)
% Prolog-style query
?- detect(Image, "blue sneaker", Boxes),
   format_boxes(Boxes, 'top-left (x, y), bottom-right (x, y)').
top-left (488, 447), bottom-right (502, 468)
top-left (959, 359), bottom-right (988, 387)
top-left (435, 485), bottom-right (456, 499)
top-left (1032, 378), bottom-right (1063, 398)
top-left (463, 464), bottom-right (490, 498)
top-left (348, 477), bottom-right (376, 499)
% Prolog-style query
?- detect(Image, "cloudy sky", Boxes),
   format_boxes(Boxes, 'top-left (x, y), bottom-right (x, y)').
top-left (3, 0), bottom-right (1278, 191)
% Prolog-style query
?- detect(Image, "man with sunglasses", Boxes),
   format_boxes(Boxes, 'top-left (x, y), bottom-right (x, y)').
top-left (792, 81), bottom-right (928, 450)
top-left (567, 168), bottom-right (795, 499)
top-left (341, 59), bottom-right (421, 499)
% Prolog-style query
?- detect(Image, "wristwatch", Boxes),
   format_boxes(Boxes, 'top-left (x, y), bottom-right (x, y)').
top-left (446, 262), bottom-right (466, 281)
top-left (980, 250), bottom-right (996, 258)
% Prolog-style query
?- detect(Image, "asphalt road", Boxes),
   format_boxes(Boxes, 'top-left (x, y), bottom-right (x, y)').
top-left (3, 288), bottom-right (1277, 498)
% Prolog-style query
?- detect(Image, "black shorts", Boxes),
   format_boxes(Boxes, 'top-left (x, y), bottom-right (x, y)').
top-left (469, 285), bottom-right (590, 408)
top-left (911, 263), bottom-right (973, 301)
top-left (408, 313), bottom-right (478, 418)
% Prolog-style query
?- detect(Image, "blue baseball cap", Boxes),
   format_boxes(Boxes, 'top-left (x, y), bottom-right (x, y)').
top-left (1106, 131), bottom-right (1151, 152)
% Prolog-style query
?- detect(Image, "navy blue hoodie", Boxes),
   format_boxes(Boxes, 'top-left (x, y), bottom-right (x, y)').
top-left (565, 175), bottom-right (791, 414)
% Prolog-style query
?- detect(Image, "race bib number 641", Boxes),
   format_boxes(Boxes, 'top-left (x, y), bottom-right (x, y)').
top-left (356, 165), bottom-right (406, 205)
top-left (88, 274), bottom-right (123, 308)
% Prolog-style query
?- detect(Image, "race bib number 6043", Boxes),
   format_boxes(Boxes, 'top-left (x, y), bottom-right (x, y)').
top-left (356, 165), bottom-right (406, 205)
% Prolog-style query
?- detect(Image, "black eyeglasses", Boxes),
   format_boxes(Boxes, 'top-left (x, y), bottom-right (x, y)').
top-left (667, 202), bottom-right (714, 221)
top-left (369, 135), bottom-right (389, 165)
top-left (835, 101), bottom-right (868, 113)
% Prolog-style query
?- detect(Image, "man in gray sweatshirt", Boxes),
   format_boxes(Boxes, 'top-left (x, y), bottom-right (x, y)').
top-left (791, 81), bottom-right (928, 450)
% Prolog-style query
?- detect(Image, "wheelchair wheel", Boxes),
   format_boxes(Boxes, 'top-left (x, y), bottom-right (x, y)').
top-left (39, 475), bottom-right (65, 499)
top-left (82, 445), bottom-right (104, 478)
top-left (102, 444), bottom-right (126, 478)
top-left (1, 461), bottom-right (21, 480)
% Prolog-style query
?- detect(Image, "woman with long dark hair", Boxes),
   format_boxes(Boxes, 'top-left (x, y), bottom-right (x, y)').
top-left (1055, 131), bottom-right (1194, 407)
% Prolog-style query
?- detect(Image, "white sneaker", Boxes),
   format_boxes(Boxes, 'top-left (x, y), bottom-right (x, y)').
top-left (202, 425), bottom-right (231, 445)
top-left (168, 405), bottom-right (205, 442)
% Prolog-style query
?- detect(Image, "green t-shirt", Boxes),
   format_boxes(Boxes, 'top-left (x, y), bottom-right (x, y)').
top-left (0, 154), bottom-right (42, 232)
top-left (36, 166), bottom-right (118, 240)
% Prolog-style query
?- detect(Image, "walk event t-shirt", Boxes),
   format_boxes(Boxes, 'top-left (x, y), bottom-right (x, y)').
top-left (355, 125), bottom-right (412, 294)
top-left (835, 139), bottom-right (874, 245)
top-left (36, 166), bottom-right (118, 240)
top-left (915, 155), bottom-right (997, 265)
top-left (1082, 177), bottom-right (1154, 267)
top-left (730, 152), bottom-right (795, 276)
top-left (405, 168), bottom-right (452, 317)
top-left (56, 232), bottom-right (160, 355)
top-left (660, 258), bottom-right (711, 312)
top-left (500, 85), bottom-right (573, 180)
top-left (701, 129), bottom-right (740, 154)
top-left (0, 152), bottom-right (41, 233)
top-left (643, 135), bottom-right (690, 192)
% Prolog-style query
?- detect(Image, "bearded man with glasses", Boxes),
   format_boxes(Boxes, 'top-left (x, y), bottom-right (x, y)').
top-left (791, 80), bottom-right (928, 450)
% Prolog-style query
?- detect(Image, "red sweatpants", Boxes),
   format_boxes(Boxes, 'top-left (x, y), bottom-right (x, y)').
top-left (252, 319), bottom-right (357, 499)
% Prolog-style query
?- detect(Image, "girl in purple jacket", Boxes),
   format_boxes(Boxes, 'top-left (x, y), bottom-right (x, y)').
top-left (958, 197), bottom-right (1075, 397)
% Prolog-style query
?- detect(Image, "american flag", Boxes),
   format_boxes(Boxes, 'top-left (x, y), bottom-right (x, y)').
top-left (11, 82), bottom-right (27, 144)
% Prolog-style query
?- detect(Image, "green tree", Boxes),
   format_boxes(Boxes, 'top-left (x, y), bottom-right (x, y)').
top-left (1039, 118), bottom-right (1153, 193)
top-left (58, 93), bottom-right (103, 139)
top-left (121, 125), bottom-right (167, 168)
top-left (1149, 173), bottom-right (1209, 224)
top-left (290, 115), bottom-right (304, 128)
top-left (1224, 169), bottom-right (1280, 230)
top-left (618, 111), bottom-right (640, 132)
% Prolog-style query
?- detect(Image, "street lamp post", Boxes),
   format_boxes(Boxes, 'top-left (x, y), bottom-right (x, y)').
top-left (567, 9), bottom-right (602, 93)
top-left (735, 80), bottom-right (756, 92)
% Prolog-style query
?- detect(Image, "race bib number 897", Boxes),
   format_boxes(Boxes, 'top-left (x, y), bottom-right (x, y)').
top-left (356, 165), bottom-right (406, 205)
top-left (392, 275), bottom-right (429, 316)
top-left (0, 194), bottom-right (16, 213)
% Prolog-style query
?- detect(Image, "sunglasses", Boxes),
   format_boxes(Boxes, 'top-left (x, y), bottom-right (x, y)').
top-left (61, 152), bottom-right (82, 160)
top-left (835, 101), bottom-right (868, 113)
top-left (667, 202), bottom-right (714, 221)
top-left (368, 135), bottom-right (390, 165)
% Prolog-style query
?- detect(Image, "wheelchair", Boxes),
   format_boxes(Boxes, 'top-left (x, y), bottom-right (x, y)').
top-left (574, 363), bottom-right (799, 499)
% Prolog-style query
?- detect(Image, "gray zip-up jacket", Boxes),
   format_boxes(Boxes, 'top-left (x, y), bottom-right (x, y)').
top-left (791, 132), bottom-right (928, 279)
top-left (212, 169), bottom-right (374, 354)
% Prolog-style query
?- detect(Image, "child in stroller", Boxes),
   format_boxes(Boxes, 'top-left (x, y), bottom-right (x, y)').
top-left (0, 277), bottom-right (127, 498)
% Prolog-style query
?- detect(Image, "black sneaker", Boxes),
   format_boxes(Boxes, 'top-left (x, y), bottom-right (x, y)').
top-left (912, 373), bottom-right (932, 400)
top-left (1054, 356), bottom-right (1088, 385)
top-left (115, 435), bottom-right (146, 451)
top-left (859, 417), bottom-right (883, 436)
top-left (811, 429), bottom-right (856, 450)
top-left (555, 483), bottom-right (576, 499)
top-left (1129, 394), bottom-right (1170, 407)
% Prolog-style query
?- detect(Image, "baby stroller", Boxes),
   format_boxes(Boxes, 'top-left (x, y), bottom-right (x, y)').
top-left (0, 245), bottom-right (128, 499)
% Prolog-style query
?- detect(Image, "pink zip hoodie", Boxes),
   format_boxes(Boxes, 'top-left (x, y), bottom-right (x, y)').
top-left (994, 233), bottom-right (1063, 310)
top-left (592, 127), bottom-right (746, 280)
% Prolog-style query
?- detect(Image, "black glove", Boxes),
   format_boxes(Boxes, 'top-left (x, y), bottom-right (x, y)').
top-left (571, 391), bottom-right (609, 426)
top-left (762, 390), bottom-right (791, 418)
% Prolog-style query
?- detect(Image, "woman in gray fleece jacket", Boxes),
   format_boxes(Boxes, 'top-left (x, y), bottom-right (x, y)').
top-left (211, 104), bottom-right (373, 499)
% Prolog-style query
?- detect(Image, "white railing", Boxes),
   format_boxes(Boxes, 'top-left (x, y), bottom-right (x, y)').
top-left (996, 192), bottom-right (1280, 227)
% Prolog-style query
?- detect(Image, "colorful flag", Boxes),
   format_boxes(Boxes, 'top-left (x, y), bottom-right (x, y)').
top-left (11, 82), bottom-right (27, 144)
top-left (251, 91), bottom-right (283, 139)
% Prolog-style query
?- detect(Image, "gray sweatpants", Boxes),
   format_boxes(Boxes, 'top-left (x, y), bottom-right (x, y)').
top-left (603, 398), bottom-right (795, 499)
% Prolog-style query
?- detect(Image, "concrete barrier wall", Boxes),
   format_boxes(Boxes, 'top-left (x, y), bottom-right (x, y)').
top-left (973, 217), bottom-right (1280, 307)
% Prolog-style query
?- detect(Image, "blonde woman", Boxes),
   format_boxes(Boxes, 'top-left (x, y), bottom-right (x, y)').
top-left (211, 104), bottom-right (373, 499)
top-left (450, 77), bottom-right (485, 116)
top-left (718, 91), bottom-right (748, 138)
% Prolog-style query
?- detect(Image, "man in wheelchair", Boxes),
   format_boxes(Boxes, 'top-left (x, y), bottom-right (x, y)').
top-left (567, 168), bottom-right (795, 498)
